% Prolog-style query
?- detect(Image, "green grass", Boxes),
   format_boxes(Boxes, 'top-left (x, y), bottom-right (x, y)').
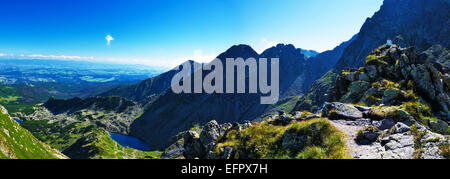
top-left (439, 141), bottom-right (450, 159)
top-left (0, 108), bottom-right (66, 159)
top-left (21, 119), bottom-right (161, 159)
top-left (2, 104), bottom-right (36, 116)
top-left (216, 118), bottom-right (351, 159)
top-left (410, 124), bottom-right (425, 159)
top-left (365, 54), bottom-right (387, 66)
top-left (0, 96), bottom-right (21, 103)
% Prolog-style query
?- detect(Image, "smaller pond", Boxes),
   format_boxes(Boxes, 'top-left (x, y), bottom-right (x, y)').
top-left (12, 117), bottom-right (23, 124)
top-left (109, 132), bottom-right (151, 151)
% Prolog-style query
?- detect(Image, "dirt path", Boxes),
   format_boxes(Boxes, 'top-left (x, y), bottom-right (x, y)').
top-left (329, 120), bottom-right (384, 159)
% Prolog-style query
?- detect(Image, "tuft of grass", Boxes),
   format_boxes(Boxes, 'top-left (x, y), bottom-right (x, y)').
top-left (216, 118), bottom-right (351, 159)
top-left (400, 101), bottom-right (437, 123)
top-left (410, 124), bottom-right (425, 159)
top-left (380, 79), bottom-right (400, 89)
top-left (439, 141), bottom-right (450, 159)
top-left (366, 54), bottom-right (388, 66)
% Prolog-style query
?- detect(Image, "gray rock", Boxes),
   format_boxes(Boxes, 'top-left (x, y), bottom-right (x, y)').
top-left (363, 131), bottom-right (380, 143)
top-left (183, 131), bottom-right (205, 159)
top-left (222, 147), bottom-right (234, 159)
top-left (161, 146), bottom-right (184, 159)
top-left (305, 114), bottom-right (321, 120)
top-left (420, 131), bottom-right (446, 159)
top-left (381, 133), bottom-right (415, 159)
top-left (200, 120), bottom-right (220, 152)
top-left (373, 119), bottom-right (395, 130)
top-left (322, 102), bottom-right (363, 120)
top-left (379, 137), bottom-right (390, 146)
top-left (219, 123), bottom-right (232, 136)
top-left (421, 131), bottom-right (444, 143)
top-left (382, 147), bottom-right (414, 159)
top-left (366, 65), bottom-right (378, 80)
top-left (422, 142), bottom-right (445, 159)
top-left (280, 114), bottom-right (295, 123)
top-left (394, 122), bottom-right (410, 133)
top-left (333, 119), bottom-right (371, 126)
top-left (355, 105), bottom-right (372, 112)
top-left (385, 133), bottom-right (414, 150)
top-left (429, 120), bottom-right (448, 134)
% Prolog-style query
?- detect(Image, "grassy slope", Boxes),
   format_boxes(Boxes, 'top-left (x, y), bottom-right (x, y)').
top-left (0, 108), bottom-right (67, 159)
top-left (21, 120), bottom-right (161, 159)
top-left (216, 118), bottom-right (351, 159)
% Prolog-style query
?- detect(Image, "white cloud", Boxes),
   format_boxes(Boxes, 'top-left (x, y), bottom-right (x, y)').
top-left (28, 54), bottom-right (94, 60)
top-left (105, 35), bottom-right (114, 46)
top-left (100, 50), bottom-right (218, 69)
top-left (0, 53), bottom-right (14, 57)
top-left (192, 49), bottom-right (217, 64)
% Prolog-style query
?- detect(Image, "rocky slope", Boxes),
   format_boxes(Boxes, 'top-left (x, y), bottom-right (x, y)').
top-left (164, 44), bottom-right (450, 159)
top-left (294, 0), bottom-right (450, 112)
top-left (0, 105), bottom-right (67, 159)
top-left (318, 44), bottom-right (449, 159)
top-left (18, 96), bottom-right (142, 135)
top-left (334, 0), bottom-right (450, 70)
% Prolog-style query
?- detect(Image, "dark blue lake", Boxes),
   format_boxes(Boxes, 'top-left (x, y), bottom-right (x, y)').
top-left (12, 117), bottom-right (23, 124)
top-left (109, 132), bottom-right (151, 151)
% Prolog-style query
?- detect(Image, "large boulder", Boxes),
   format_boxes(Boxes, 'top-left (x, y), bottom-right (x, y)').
top-left (394, 122), bottom-right (411, 134)
top-left (373, 119), bottom-right (395, 130)
top-left (355, 126), bottom-right (380, 145)
top-left (322, 102), bottom-right (363, 120)
top-left (429, 120), bottom-right (449, 134)
top-left (200, 120), bottom-right (220, 152)
top-left (183, 131), bottom-right (205, 159)
top-left (382, 133), bottom-right (415, 159)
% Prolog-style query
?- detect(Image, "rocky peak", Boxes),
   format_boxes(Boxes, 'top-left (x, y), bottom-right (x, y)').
top-left (216, 44), bottom-right (259, 60)
top-left (333, 0), bottom-right (450, 71)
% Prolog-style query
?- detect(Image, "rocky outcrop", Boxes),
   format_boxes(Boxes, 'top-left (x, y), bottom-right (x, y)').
top-left (329, 45), bottom-right (450, 123)
top-left (314, 44), bottom-right (450, 159)
top-left (162, 120), bottom-right (252, 159)
top-left (322, 102), bottom-right (363, 120)
top-left (294, 0), bottom-right (450, 113)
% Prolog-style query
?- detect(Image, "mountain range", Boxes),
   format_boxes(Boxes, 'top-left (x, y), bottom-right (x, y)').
top-left (2, 0), bottom-right (449, 159)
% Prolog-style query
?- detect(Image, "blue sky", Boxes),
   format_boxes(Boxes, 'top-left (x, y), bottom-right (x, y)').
top-left (0, 0), bottom-right (384, 68)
